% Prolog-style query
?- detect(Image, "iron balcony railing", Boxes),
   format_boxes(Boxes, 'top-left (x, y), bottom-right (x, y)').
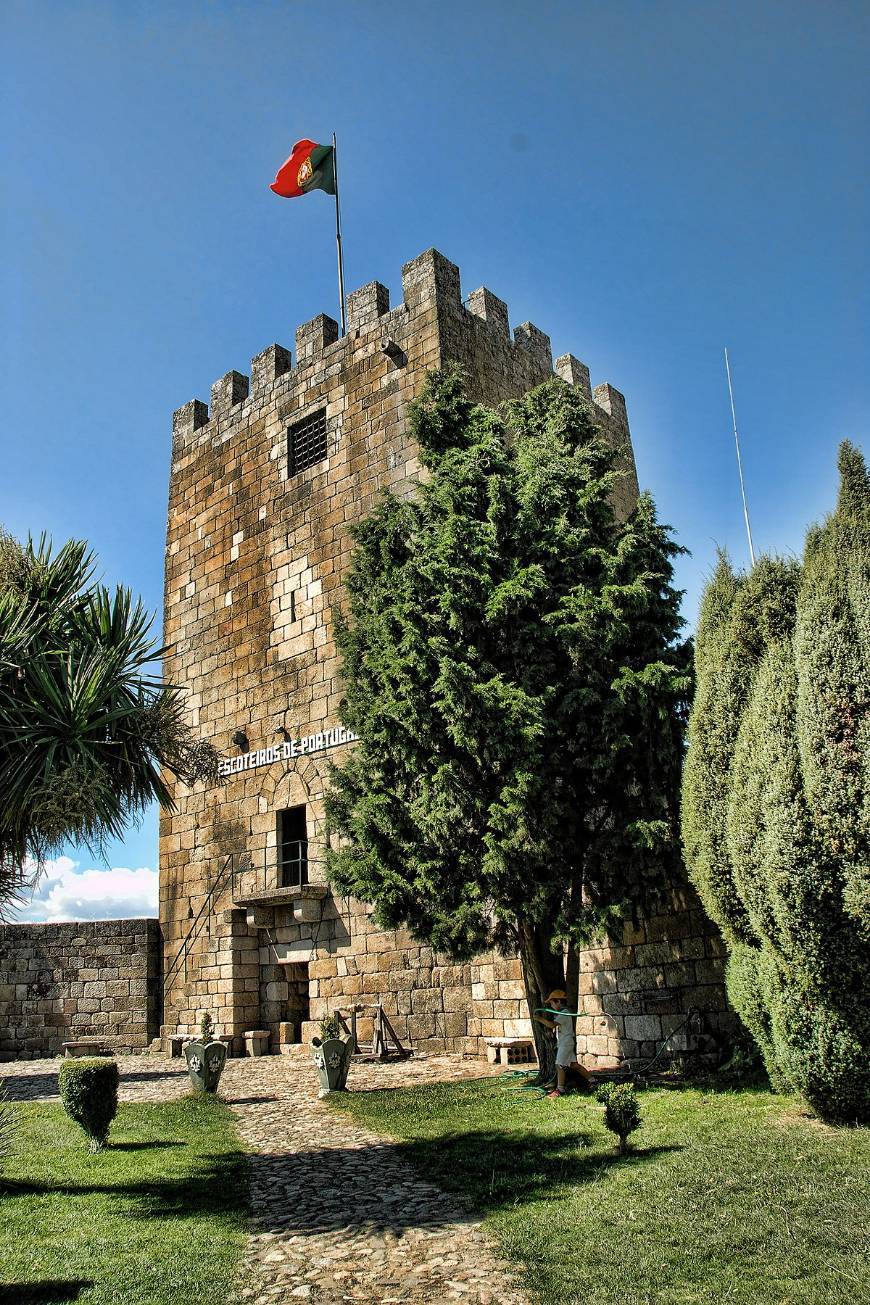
top-left (229, 845), bottom-right (327, 903)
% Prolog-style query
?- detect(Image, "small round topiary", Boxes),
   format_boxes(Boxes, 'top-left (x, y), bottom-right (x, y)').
top-left (59, 1057), bottom-right (119, 1151)
top-left (596, 1082), bottom-right (642, 1153)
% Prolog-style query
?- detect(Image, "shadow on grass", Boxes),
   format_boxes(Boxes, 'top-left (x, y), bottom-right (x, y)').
top-left (0, 1283), bottom-right (93, 1304)
top-left (244, 1132), bottom-right (681, 1237)
top-left (388, 1131), bottom-right (681, 1218)
top-left (110, 1140), bottom-right (187, 1151)
top-left (0, 1151), bottom-right (244, 1221)
top-left (2, 1129), bottom-right (680, 1239)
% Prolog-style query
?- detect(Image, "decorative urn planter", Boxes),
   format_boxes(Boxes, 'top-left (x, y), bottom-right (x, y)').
top-left (311, 1036), bottom-right (353, 1096)
top-left (184, 1039), bottom-right (228, 1093)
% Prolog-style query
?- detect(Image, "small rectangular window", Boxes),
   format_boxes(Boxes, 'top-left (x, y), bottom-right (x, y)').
top-left (288, 409), bottom-right (327, 476)
top-left (278, 805), bottom-right (308, 888)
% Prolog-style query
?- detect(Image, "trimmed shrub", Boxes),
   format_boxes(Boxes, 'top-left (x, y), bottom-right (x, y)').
top-left (597, 1082), bottom-right (641, 1153)
top-left (59, 1057), bottom-right (119, 1150)
top-left (199, 1012), bottom-right (215, 1043)
top-left (683, 442), bottom-right (870, 1124)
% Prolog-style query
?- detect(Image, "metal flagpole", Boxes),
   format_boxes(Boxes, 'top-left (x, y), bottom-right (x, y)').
top-left (724, 347), bottom-right (756, 567)
top-left (332, 132), bottom-right (347, 336)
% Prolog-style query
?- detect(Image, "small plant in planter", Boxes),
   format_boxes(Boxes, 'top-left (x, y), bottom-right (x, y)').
top-left (319, 1014), bottom-right (341, 1042)
top-left (311, 1011), bottom-right (353, 1096)
top-left (59, 1057), bottom-right (119, 1151)
top-left (184, 1011), bottom-right (228, 1094)
top-left (597, 1082), bottom-right (642, 1154)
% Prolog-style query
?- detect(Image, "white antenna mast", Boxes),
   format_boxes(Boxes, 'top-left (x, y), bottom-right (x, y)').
top-left (724, 347), bottom-right (756, 566)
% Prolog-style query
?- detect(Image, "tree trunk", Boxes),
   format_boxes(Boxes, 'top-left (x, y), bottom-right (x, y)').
top-left (518, 920), bottom-right (565, 1087)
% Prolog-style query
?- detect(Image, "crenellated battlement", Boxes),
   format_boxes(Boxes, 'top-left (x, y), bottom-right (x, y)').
top-left (171, 247), bottom-right (630, 450)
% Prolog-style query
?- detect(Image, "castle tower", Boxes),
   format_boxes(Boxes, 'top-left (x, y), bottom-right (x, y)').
top-left (161, 248), bottom-right (729, 1064)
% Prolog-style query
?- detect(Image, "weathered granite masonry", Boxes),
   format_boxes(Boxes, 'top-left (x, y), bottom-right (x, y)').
top-left (161, 247), bottom-right (731, 1066)
top-left (0, 919), bottom-right (162, 1059)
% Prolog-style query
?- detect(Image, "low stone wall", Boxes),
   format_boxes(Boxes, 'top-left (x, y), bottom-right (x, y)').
top-left (0, 919), bottom-right (162, 1060)
top-left (575, 888), bottom-right (735, 1069)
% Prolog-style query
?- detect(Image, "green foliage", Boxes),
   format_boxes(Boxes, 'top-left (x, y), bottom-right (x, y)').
top-left (326, 368), bottom-right (691, 1022)
top-left (319, 1013), bottom-right (341, 1042)
top-left (0, 1082), bottom-right (15, 1171)
top-left (682, 442), bottom-right (870, 1124)
top-left (58, 1057), bottom-right (119, 1151)
top-left (199, 1011), bottom-right (215, 1043)
top-left (328, 1077), bottom-right (870, 1305)
top-left (0, 530), bottom-right (219, 911)
top-left (596, 1081), bottom-right (642, 1151)
top-left (1, 1097), bottom-right (246, 1304)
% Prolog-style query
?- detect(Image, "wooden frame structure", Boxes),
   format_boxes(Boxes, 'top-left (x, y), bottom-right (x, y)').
top-left (335, 1002), bottom-right (411, 1061)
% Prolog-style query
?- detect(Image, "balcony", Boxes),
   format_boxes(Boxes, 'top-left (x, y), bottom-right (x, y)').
top-left (228, 847), bottom-right (329, 921)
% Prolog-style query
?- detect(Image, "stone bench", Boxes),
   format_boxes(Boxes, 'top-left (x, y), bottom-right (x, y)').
top-left (165, 1033), bottom-right (235, 1057)
top-left (62, 1040), bottom-right (115, 1058)
top-left (484, 1037), bottom-right (537, 1066)
top-left (244, 1029), bottom-right (270, 1057)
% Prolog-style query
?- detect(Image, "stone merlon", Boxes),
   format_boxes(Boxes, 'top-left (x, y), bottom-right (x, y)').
top-left (171, 246), bottom-right (629, 443)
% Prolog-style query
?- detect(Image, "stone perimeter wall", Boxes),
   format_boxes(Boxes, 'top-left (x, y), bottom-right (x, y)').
top-left (0, 919), bottom-right (162, 1060)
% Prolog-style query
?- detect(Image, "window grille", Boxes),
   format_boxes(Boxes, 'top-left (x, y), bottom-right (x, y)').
top-left (288, 409), bottom-right (327, 476)
top-left (278, 805), bottom-right (308, 888)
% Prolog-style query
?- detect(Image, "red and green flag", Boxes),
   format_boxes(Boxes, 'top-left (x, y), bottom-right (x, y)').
top-left (270, 139), bottom-right (336, 198)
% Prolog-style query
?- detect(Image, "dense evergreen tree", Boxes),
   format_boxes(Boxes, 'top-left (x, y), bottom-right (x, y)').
top-left (682, 443), bottom-right (870, 1123)
top-left (326, 369), bottom-right (691, 1068)
top-left (0, 531), bottom-right (216, 913)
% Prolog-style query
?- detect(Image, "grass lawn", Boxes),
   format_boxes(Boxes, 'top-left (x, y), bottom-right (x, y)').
top-left (0, 1093), bottom-right (247, 1305)
top-left (329, 1075), bottom-right (870, 1305)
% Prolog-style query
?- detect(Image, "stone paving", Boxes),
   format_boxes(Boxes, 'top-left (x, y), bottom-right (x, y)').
top-left (1, 1051), bottom-right (528, 1304)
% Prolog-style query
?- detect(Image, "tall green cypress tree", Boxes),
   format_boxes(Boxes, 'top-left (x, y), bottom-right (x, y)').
top-left (326, 368), bottom-right (691, 1070)
top-left (683, 442), bottom-right (870, 1123)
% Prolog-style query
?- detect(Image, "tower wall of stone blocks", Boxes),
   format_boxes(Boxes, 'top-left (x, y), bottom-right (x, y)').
top-left (161, 247), bottom-right (731, 1067)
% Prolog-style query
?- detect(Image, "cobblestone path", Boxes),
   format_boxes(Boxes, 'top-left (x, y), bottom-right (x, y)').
top-left (1, 1052), bottom-right (528, 1304)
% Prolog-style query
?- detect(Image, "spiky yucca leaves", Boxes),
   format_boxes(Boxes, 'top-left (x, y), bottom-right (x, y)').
top-left (0, 531), bottom-right (218, 912)
top-left (682, 442), bottom-right (870, 1123)
top-left (0, 1082), bottom-right (15, 1172)
top-left (326, 368), bottom-right (691, 1067)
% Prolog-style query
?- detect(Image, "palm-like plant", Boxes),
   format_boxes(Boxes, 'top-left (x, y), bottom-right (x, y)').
top-left (0, 530), bottom-right (218, 913)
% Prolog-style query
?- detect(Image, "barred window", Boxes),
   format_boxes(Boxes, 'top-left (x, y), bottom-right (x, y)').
top-left (288, 409), bottom-right (327, 476)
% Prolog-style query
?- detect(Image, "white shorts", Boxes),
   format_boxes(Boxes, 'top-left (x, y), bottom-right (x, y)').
top-left (556, 1039), bottom-right (576, 1068)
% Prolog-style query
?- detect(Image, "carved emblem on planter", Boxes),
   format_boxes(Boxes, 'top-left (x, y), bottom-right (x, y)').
top-left (311, 1036), bottom-right (353, 1095)
top-left (184, 1038), bottom-right (227, 1093)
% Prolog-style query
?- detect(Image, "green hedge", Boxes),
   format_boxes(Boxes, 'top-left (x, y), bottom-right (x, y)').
top-left (59, 1057), bottom-right (119, 1150)
top-left (682, 443), bottom-right (870, 1124)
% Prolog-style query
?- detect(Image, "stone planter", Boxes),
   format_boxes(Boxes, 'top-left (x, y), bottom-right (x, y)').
top-left (311, 1036), bottom-right (353, 1096)
top-left (184, 1039), bottom-right (228, 1093)
top-left (244, 1029), bottom-right (270, 1057)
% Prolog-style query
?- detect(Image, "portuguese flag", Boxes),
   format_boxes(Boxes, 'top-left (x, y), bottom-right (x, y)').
top-left (270, 139), bottom-right (336, 198)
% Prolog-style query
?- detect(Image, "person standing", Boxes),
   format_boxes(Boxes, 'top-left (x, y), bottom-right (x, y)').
top-left (535, 988), bottom-right (590, 1098)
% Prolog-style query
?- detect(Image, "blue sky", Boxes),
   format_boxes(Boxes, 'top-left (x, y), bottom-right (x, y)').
top-left (3, 1), bottom-right (867, 917)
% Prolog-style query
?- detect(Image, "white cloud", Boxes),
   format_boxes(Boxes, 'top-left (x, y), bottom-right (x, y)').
top-left (15, 857), bottom-right (158, 923)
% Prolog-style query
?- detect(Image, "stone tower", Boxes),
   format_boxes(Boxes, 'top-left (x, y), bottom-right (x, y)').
top-left (161, 248), bottom-right (729, 1063)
